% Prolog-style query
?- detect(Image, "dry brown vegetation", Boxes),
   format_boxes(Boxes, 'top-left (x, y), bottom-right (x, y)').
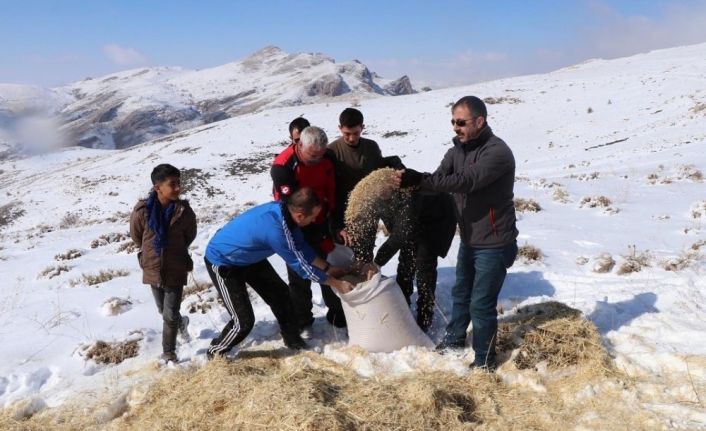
top-left (592, 252), bottom-right (616, 273)
top-left (38, 265), bottom-right (71, 279)
top-left (83, 338), bottom-right (141, 365)
top-left (0, 201), bottom-right (25, 229)
top-left (552, 187), bottom-right (570, 203)
top-left (616, 246), bottom-right (652, 275)
top-left (514, 198), bottom-right (541, 213)
top-left (661, 250), bottom-right (702, 272)
top-left (579, 195), bottom-right (619, 214)
top-left (1, 302), bottom-right (665, 430)
top-left (116, 241), bottom-right (138, 254)
top-left (90, 232), bottom-right (129, 249)
top-left (71, 269), bottom-right (130, 287)
top-left (54, 249), bottom-right (82, 261)
top-left (517, 244), bottom-right (544, 263)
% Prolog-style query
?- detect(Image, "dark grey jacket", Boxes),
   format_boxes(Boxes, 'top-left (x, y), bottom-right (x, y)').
top-left (421, 125), bottom-right (518, 249)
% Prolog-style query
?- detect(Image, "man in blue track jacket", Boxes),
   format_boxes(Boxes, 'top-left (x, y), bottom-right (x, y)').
top-left (204, 188), bottom-right (354, 359)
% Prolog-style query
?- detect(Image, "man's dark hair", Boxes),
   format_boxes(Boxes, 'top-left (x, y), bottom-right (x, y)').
top-left (452, 96), bottom-right (487, 119)
top-left (151, 164), bottom-right (180, 185)
top-left (289, 117), bottom-right (311, 136)
top-left (286, 187), bottom-right (321, 215)
top-left (339, 108), bottom-right (364, 128)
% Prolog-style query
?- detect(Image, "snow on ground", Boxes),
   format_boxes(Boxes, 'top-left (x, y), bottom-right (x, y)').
top-left (1, 43), bottom-right (705, 426)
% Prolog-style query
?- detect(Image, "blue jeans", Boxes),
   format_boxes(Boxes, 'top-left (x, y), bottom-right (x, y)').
top-left (444, 241), bottom-right (517, 365)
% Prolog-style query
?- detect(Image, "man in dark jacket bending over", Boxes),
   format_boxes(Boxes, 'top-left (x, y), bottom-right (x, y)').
top-left (400, 96), bottom-right (518, 371)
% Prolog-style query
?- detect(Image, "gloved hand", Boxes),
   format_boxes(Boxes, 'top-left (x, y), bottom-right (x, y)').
top-left (400, 169), bottom-right (424, 188)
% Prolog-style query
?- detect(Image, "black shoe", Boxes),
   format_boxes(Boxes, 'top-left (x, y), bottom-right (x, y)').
top-left (470, 358), bottom-right (497, 372)
top-left (435, 340), bottom-right (465, 353)
top-left (160, 352), bottom-right (178, 363)
top-left (206, 350), bottom-right (224, 361)
top-left (281, 331), bottom-right (307, 350)
top-left (298, 318), bottom-right (315, 334)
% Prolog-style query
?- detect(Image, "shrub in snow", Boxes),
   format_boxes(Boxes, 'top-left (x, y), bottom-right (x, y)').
top-left (661, 251), bottom-right (701, 272)
top-left (517, 244), bottom-right (544, 263)
top-left (690, 201), bottom-right (706, 220)
top-left (90, 232), bottom-right (129, 248)
top-left (0, 201), bottom-right (25, 228)
top-left (101, 297), bottom-right (133, 316)
top-left (82, 336), bottom-right (142, 365)
top-left (71, 269), bottom-right (130, 287)
top-left (579, 196), bottom-right (619, 214)
top-left (592, 253), bottom-right (616, 273)
top-left (692, 239), bottom-right (706, 251)
top-left (587, 107), bottom-right (593, 114)
top-left (575, 256), bottom-right (589, 265)
top-left (38, 264), bottom-right (71, 279)
top-left (55, 248), bottom-right (82, 260)
top-left (514, 198), bottom-right (542, 213)
top-left (59, 212), bottom-right (81, 229)
top-left (616, 246), bottom-right (652, 275)
top-left (552, 187), bottom-right (570, 203)
top-left (116, 240), bottom-right (138, 254)
top-left (678, 165), bottom-right (703, 182)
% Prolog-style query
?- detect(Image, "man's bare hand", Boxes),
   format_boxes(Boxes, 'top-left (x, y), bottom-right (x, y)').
top-left (332, 279), bottom-right (355, 294)
top-left (326, 265), bottom-right (346, 278)
top-left (392, 170), bottom-right (403, 188)
top-left (360, 263), bottom-right (379, 280)
top-left (337, 229), bottom-right (352, 246)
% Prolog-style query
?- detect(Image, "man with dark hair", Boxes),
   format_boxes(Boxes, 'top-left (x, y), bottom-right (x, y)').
top-left (204, 188), bottom-right (354, 359)
top-left (271, 125), bottom-right (346, 329)
top-left (288, 117), bottom-right (311, 144)
top-left (400, 95), bottom-right (518, 371)
top-left (328, 107), bottom-right (403, 245)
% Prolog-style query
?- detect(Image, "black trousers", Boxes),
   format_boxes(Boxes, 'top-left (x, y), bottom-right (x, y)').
top-left (287, 225), bottom-right (346, 328)
top-left (151, 285), bottom-right (184, 355)
top-left (204, 257), bottom-right (298, 356)
top-left (394, 240), bottom-right (439, 331)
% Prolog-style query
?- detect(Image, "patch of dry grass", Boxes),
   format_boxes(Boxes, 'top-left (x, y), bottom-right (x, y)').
top-left (517, 244), bottom-right (544, 263)
top-left (592, 252), bottom-right (616, 273)
top-left (91, 232), bottom-right (129, 249)
top-left (70, 269), bottom-right (130, 287)
top-left (116, 241), bottom-right (138, 254)
top-left (616, 246), bottom-right (652, 275)
top-left (54, 249), bottom-right (82, 261)
top-left (661, 250), bottom-right (702, 272)
top-left (514, 198), bottom-right (542, 213)
top-left (84, 338), bottom-right (141, 365)
top-left (38, 265), bottom-right (71, 279)
top-left (552, 187), bottom-right (570, 203)
top-left (579, 195), bottom-right (620, 214)
top-left (1, 302), bottom-right (663, 430)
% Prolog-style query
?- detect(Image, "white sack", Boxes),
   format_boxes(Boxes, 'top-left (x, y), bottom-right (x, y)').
top-left (338, 273), bottom-right (434, 353)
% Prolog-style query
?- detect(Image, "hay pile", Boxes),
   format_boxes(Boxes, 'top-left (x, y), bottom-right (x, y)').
top-left (2, 303), bottom-right (664, 430)
top-left (344, 168), bottom-right (412, 263)
top-left (496, 302), bottom-right (610, 372)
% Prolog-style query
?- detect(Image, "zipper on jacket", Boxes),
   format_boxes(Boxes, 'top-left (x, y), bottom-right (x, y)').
top-left (489, 208), bottom-right (499, 238)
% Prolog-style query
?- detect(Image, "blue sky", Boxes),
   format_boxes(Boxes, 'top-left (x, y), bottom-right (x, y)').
top-left (2, 0), bottom-right (706, 87)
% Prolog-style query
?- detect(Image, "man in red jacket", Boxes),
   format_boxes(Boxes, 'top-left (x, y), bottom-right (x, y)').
top-left (271, 123), bottom-right (346, 329)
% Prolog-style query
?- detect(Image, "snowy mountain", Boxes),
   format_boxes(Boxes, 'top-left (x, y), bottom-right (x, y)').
top-left (1, 43), bottom-right (705, 427)
top-left (0, 46), bottom-right (415, 153)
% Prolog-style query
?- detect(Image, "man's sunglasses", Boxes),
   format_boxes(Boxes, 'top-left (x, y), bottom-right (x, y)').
top-left (451, 118), bottom-right (475, 127)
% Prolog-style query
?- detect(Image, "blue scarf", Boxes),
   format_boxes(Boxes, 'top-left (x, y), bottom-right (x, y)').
top-left (145, 191), bottom-right (176, 256)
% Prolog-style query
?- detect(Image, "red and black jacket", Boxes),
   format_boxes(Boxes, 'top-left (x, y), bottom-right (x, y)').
top-left (270, 144), bottom-right (337, 252)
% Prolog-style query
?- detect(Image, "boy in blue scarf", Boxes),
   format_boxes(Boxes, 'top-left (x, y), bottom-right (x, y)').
top-left (130, 164), bottom-right (197, 363)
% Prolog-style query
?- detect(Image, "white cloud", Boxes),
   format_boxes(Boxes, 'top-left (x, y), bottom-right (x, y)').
top-left (102, 44), bottom-right (148, 66)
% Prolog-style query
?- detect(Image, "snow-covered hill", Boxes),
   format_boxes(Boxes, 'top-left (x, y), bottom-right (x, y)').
top-left (0, 46), bottom-right (415, 153)
top-left (1, 43), bottom-right (705, 426)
